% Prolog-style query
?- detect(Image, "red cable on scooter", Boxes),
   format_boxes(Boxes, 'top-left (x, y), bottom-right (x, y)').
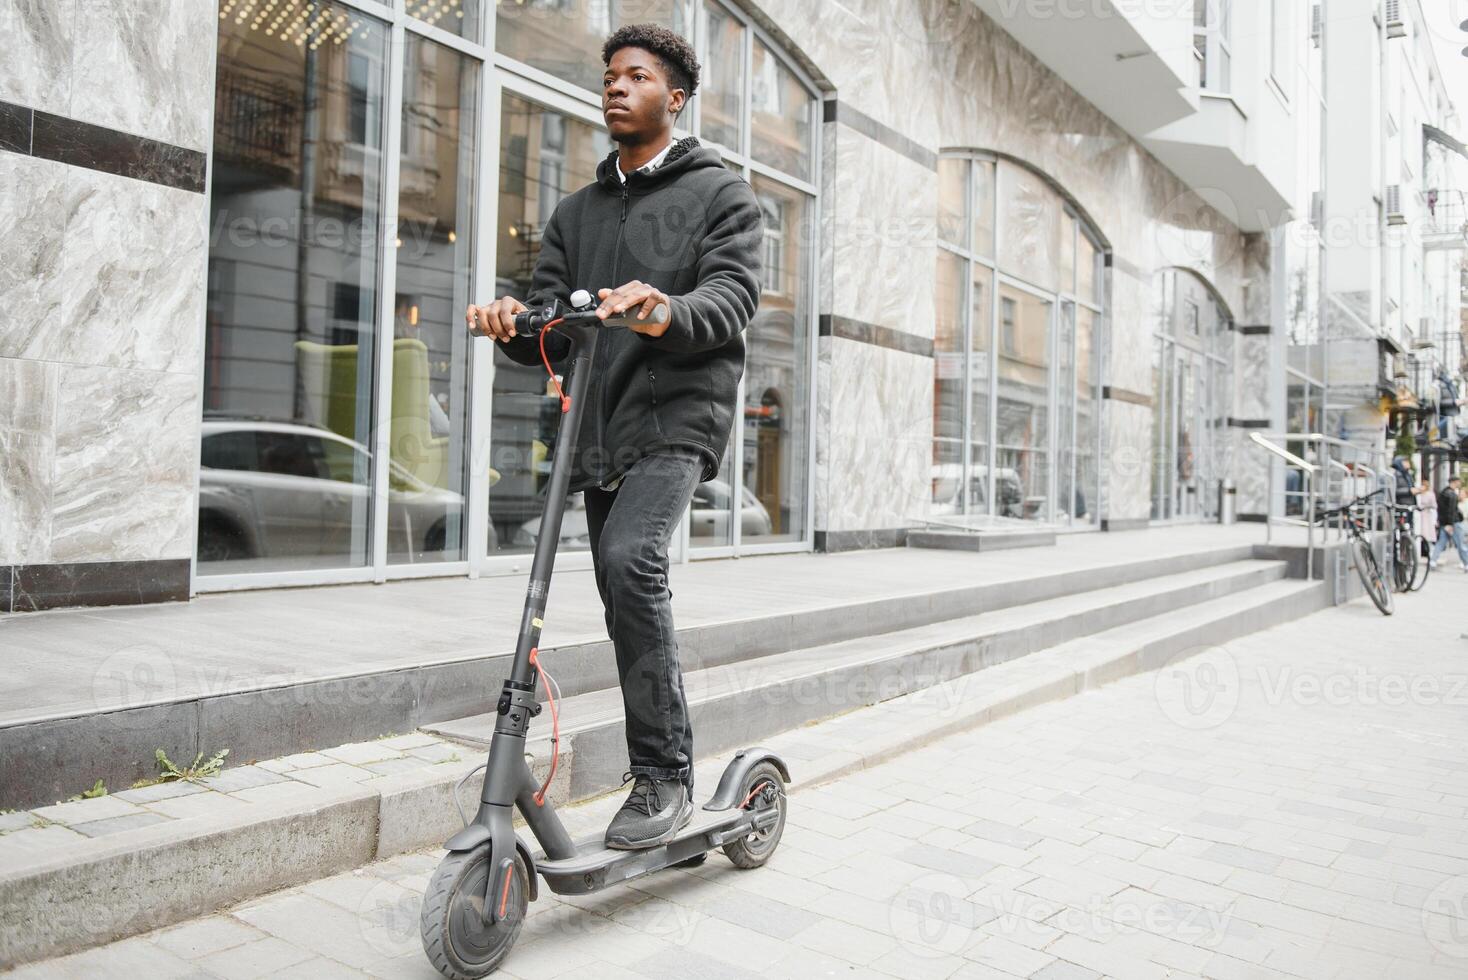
top-left (538, 318), bottom-right (570, 413)
top-left (528, 647), bottom-right (560, 806)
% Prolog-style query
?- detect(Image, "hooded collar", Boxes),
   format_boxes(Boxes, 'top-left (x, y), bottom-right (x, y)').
top-left (596, 135), bottom-right (709, 193)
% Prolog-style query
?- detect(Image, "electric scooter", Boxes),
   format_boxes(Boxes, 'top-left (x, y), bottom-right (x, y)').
top-left (420, 289), bottom-right (790, 980)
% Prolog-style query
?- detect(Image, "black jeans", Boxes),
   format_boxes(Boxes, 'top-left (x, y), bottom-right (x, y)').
top-left (583, 449), bottom-right (702, 792)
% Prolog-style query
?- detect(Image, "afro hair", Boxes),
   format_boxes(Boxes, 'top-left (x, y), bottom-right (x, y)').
top-left (602, 24), bottom-right (701, 100)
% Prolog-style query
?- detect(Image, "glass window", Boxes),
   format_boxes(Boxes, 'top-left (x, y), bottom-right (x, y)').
top-left (742, 174), bottom-right (811, 545)
top-left (968, 267), bottom-right (993, 514)
top-left (937, 158), bottom-right (966, 248)
top-left (750, 40), bottom-right (813, 180)
top-left (995, 284), bottom-right (1051, 520)
top-left (404, 0), bottom-right (482, 41)
top-left (971, 160), bottom-right (994, 259)
top-left (497, 1), bottom-right (692, 97)
top-left (1059, 213), bottom-right (1076, 295)
top-left (1075, 306), bottom-right (1098, 523)
top-left (491, 94), bottom-right (612, 556)
top-left (933, 250), bottom-right (965, 512)
top-left (1078, 232), bottom-right (1099, 305)
top-left (201, 4), bottom-right (388, 572)
top-left (701, 2), bottom-right (743, 153)
top-left (388, 32), bottom-right (479, 565)
top-left (998, 163), bottom-right (1060, 291)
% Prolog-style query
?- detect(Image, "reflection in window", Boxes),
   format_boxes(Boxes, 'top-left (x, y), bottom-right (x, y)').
top-left (496, 0), bottom-right (692, 97)
top-left (201, 5), bottom-right (388, 573)
top-left (996, 286), bottom-right (1051, 520)
top-left (701, 2), bottom-right (742, 152)
top-left (387, 32), bottom-right (479, 564)
top-left (750, 40), bottom-right (813, 180)
top-left (998, 163), bottom-right (1061, 291)
top-left (742, 174), bottom-right (810, 544)
top-left (492, 94), bottom-right (613, 555)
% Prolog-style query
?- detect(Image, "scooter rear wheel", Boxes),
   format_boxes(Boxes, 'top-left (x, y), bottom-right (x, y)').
top-left (721, 761), bottom-right (788, 869)
top-left (421, 844), bottom-right (528, 979)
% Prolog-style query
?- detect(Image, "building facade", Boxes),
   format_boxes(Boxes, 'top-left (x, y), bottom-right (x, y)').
top-left (0, 0), bottom-right (1461, 612)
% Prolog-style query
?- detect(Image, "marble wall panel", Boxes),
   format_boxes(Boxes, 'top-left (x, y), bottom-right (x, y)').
top-left (69, 0), bottom-right (215, 151)
top-left (755, 0), bottom-right (943, 150)
top-left (816, 337), bottom-right (932, 532)
top-left (0, 0), bottom-right (74, 116)
top-left (1231, 427), bottom-right (1270, 515)
top-left (49, 363), bottom-right (197, 563)
top-left (1236, 334), bottom-right (1272, 420)
top-left (0, 156), bottom-right (205, 375)
top-left (0, 154), bottom-right (68, 359)
top-left (828, 124), bottom-right (937, 339)
top-left (0, 429), bottom-right (53, 564)
top-left (1108, 267), bottom-right (1155, 397)
top-left (1103, 400), bottom-right (1154, 522)
top-left (0, 356), bottom-right (59, 564)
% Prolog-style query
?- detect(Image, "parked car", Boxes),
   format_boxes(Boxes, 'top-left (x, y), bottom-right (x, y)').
top-left (197, 419), bottom-right (466, 563)
top-left (511, 479), bottom-right (772, 549)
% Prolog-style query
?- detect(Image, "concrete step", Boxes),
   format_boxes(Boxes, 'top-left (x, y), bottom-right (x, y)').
top-left (908, 527), bottom-right (1057, 551)
top-left (427, 559), bottom-right (1295, 799)
top-left (0, 541), bottom-right (1258, 810)
top-left (0, 569), bottom-right (1328, 969)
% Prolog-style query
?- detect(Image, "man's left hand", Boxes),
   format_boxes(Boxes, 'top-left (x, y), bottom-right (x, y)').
top-left (597, 281), bottom-right (672, 338)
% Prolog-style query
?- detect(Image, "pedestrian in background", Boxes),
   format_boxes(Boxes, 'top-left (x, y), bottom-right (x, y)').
top-left (1430, 476), bottom-right (1468, 570)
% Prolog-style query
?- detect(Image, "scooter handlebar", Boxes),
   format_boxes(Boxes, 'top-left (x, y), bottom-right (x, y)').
top-left (512, 298), bottom-right (669, 335)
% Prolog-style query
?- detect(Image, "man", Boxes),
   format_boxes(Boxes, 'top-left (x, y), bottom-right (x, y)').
top-left (465, 25), bottom-right (763, 849)
top-left (1430, 476), bottom-right (1468, 571)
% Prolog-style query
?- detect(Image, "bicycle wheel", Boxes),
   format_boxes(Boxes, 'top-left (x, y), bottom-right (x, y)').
top-left (1393, 529), bottom-right (1416, 593)
top-left (1410, 535), bottom-right (1431, 591)
top-left (1353, 537), bottom-right (1394, 615)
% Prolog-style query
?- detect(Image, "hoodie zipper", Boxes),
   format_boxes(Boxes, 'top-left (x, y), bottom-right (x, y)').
top-left (596, 182), bottom-right (630, 490)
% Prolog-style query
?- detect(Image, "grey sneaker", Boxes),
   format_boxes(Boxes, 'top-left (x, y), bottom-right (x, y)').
top-left (604, 774), bottom-right (692, 850)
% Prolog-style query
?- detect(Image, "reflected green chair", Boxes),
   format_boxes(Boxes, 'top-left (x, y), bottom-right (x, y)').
top-left (294, 338), bottom-right (451, 489)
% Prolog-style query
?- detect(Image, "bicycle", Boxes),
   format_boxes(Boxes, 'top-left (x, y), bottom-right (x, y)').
top-left (1316, 489), bottom-right (1394, 616)
top-left (1395, 502), bottom-right (1432, 591)
top-left (1387, 502), bottom-right (1420, 593)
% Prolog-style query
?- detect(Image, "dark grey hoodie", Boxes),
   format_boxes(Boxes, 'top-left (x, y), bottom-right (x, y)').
top-left (498, 135), bottom-right (765, 494)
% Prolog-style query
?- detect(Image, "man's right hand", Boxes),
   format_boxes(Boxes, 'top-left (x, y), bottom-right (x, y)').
top-left (466, 297), bottom-right (527, 342)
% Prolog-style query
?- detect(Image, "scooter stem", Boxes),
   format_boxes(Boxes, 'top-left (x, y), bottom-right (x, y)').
top-left (508, 324), bottom-right (600, 689)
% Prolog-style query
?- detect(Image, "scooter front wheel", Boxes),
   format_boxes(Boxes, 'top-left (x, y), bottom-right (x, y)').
top-left (722, 760), bottom-right (788, 869)
top-left (421, 844), bottom-right (528, 979)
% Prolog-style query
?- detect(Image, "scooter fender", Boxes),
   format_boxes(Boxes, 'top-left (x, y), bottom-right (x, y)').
top-left (702, 746), bottom-right (791, 811)
top-left (443, 817), bottom-right (539, 906)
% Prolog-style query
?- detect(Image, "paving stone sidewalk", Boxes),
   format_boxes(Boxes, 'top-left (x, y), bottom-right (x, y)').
top-left (6, 573), bottom-right (1468, 980)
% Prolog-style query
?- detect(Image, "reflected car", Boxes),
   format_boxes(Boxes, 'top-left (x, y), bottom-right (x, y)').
top-left (197, 419), bottom-right (466, 562)
top-left (511, 479), bottom-right (772, 549)
top-left (930, 463), bottom-right (1024, 517)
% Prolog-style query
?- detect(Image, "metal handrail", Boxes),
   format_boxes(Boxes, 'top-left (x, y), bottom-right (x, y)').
top-left (1249, 431), bottom-right (1394, 598)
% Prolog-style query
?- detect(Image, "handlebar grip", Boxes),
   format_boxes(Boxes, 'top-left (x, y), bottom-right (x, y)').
top-left (512, 309), bottom-right (541, 334)
top-left (599, 302), bottom-right (669, 330)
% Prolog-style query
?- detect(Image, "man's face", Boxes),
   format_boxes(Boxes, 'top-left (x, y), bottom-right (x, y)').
top-left (603, 46), bottom-right (683, 142)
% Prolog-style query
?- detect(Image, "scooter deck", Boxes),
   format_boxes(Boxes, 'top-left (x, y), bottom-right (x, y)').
top-left (533, 806), bottom-right (756, 895)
